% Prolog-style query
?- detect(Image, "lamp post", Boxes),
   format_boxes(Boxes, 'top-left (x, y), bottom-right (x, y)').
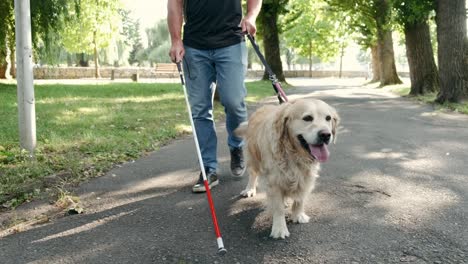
top-left (14, 0), bottom-right (36, 155)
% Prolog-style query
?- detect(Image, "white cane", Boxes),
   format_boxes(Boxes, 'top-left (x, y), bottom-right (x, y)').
top-left (176, 61), bottom-right (227, 255)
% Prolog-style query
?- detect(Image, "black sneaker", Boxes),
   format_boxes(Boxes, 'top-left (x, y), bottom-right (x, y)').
top-left (230, 147), bottom-right (246, 178)
top-left (192, 168), bottom-right (219, 193)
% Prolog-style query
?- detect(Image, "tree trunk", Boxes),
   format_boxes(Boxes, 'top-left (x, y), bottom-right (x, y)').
top-left (67, 53), bottom-right (73, 66)
top-left (435, 0), bottom-right (467, 103)
top-left (465, 39), bottom-right (468, 91)
top-left (78, 53), bottom-right (89, 67)
top-left (0, 37), bottom-right (13, 79)
top-left (8, 38), bottom-right (15, 78)
top-left (404, 21), bottom-right (439, 95)
top-left (0, 43), bottom-right (6, 78)
top-left (93, 31), bottom-right (101, 78)
top-left (375, 0), bottom-right (402, 86)
top-left (0, 63), bottom-right (6, 79)
top-left (308, 41), bottom-right (312, 77)
top-left (259, 2), bottom-right (285, 82)
top-left (370, 45), bottom-right (381, 83)
top-left (377, 30), bottom-right (402, 86)
top-left (339, 43), bottom-right (345, 78)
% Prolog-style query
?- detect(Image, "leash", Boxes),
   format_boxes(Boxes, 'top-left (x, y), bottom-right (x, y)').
top-left (246, 34), bottom-right (288, 104)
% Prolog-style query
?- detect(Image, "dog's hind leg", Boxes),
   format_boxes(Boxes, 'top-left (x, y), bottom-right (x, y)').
top-left (268, 187), bottom-right (290, 239)
top-left (240, 168), bottom-right (258, 197)
top-left (291, 195), bottom-right (310, 224)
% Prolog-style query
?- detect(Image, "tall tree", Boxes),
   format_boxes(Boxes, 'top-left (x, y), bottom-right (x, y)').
top-left (327, 0), bottom-right (402, 86)
top-left (282, 0), bottom-right (341, 77)
top-left (393, 0), bottom-right (438, 95)
top-left (435, 0), bottom-right (467, 103)
top-left (374, 0), bottom-right (402, 86)
top-left (60, 0), bottom-right (121, 78)
top-left (258, 0), bottom-right (288, 82)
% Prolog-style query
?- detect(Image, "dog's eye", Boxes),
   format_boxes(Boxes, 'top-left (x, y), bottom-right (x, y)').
top-left (326, 115), bottom-right (331, 121)
top-left (302, 115), bottom-right (314, 122)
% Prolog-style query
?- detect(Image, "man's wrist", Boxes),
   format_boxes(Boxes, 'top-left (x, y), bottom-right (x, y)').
top-left (245, 14), bottom-right (257, 21)
top-left (171, 38), bottom-right (183, 45)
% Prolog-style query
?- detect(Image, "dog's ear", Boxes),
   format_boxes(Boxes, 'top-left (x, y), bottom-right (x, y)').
top-left (330, 106), bottom-right (340, 144)
top-left (274, 103), bottom-right (290, 140)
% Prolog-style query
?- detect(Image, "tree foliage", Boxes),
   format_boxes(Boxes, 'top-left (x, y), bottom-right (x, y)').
top-left (60, 0), bottom-right (121, 55)
top-left (119, 9), bottom-right (143, 65)
top-left (282, 0), bottom-right (342, 65)
top-left (143, 20), bottom-right (172, 65)
top-left (393, 0), bottom-right (435, 27)
top-left (326, 0), bottom-right (402, 86)
top-left (325, 0), bottom-right (377, 48)
top-left (0, 0), bottom-right (14, 65)
top-left (1, 0), bottom-right (80, 77)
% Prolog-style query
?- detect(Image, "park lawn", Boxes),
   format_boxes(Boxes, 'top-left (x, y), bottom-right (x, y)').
top-left (0, 80), bottom-right (282, 209)
top-left (392, 87), bottom-right (468, 114)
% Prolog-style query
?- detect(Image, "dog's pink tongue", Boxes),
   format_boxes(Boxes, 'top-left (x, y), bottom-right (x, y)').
top-left (309, 144), bottom-right (329, 162)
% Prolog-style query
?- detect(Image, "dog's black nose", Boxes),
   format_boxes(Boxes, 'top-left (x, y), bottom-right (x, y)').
top-left (318, 130), bottom-right (331, 144)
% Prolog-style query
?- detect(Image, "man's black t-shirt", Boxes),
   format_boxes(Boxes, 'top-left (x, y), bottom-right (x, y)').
top-left (183, 0), bottom-right (244, 49)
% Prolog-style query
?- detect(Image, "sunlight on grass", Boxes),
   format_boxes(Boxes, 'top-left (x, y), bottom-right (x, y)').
top-left (175, 124), bottom-right (192, 133)
top-left (245, 81), bottom-right (289, 103)
top-left (0, 81), bottom-right (274, 208)
top-left (77, 107), bottom-right (100, 114)
top-left (37, 94), bottom-right (184, 104)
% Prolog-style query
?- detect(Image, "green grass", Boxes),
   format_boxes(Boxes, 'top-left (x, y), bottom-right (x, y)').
top-left (0, 80), bottom-right (280, 209)
top-left (392, 87), bottom-right (468, 114)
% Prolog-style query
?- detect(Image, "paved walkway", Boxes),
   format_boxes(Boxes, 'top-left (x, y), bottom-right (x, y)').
top-left (1, 78), bottom-right (467, 263)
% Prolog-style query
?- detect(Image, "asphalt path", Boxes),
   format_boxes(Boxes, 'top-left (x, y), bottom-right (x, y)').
top-left (1, 78), bottom-right (467, 263)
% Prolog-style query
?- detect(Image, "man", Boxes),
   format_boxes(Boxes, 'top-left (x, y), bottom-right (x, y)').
top-left (168, 0), bottom-right (262, 193)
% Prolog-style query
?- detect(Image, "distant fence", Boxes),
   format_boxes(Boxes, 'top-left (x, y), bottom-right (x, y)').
top-left (32, 66), bottom-right (409, 80)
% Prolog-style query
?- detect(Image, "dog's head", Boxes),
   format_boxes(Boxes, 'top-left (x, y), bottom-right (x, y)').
top-left (275, 99), bottom-right (340, 163)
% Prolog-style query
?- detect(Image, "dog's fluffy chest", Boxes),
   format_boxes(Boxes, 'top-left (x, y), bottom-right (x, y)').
top-left (274, 163), bottom-right (319, 196)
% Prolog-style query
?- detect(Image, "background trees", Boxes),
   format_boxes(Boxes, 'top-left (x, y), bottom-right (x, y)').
top-left (0, 0), bottom-right (75, 78)
top-left (1, 0), bottom-right (467, 108)
top-left (281, 0), bottom-right (341, 77)
top-left (60, 0), bottom-right (121, 78)
top-left (0, 0), bottom-right (14, 79)
top-left (144, 20), bottom-right (172, 66)
top-left (325, 0), bottom-right (402, 86)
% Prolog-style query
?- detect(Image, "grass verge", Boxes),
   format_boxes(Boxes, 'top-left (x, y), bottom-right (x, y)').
top-left (390, 87), bottom-right (468, 114)
top-left (0, 80), bottom-right (282, 210)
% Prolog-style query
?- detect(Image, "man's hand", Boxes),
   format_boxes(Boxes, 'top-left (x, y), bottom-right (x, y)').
top-left (242, 0), bottom-right (262, 36)
top-left (169, 40), bottom-right (185, 63)
top-left (167, 0), bottom-right (184, 63)
top-left (241, 16), bottom-right (257, 36)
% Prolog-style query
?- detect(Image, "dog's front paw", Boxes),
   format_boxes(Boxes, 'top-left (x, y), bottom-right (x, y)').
top-left (270, 224), bottom-right (290, 239)
top-left (240, 188), bottom-right (256, 198)
top-left (291, 213), bottom-right (310, 224)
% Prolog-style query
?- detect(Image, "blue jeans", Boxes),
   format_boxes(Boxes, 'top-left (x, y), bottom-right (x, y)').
top-left (183, 42), bottom-right (248, 171)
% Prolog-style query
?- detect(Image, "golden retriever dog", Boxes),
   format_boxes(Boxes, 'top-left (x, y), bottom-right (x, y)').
top-left (235, 98), bottom-right (339, 239)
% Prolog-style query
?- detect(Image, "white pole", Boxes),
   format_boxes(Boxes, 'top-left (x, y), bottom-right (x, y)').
top-left (14, 0), bottom-right (36, 154)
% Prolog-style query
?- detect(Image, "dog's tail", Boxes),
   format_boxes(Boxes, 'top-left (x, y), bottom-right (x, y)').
top-left (234, 121), bottom-right (248, 137)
